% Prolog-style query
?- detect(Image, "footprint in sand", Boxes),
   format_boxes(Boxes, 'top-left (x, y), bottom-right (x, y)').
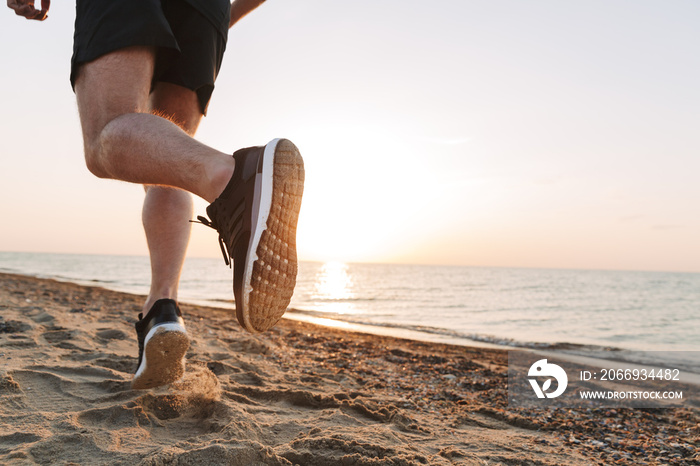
top-left (40, 327), bottom-right (94, 352)
top-left (24, 308), bottom-right (55, 325)
top-left (41, 328), bottom-right (75, 345)
top-left (0, 319), bottom-right (32, 334)
top-left (9, 365), bottom-right (131, 413)
top-left (95, 328), bottom-right (128, 341)
top-left (0, 319), bottom-right (36, 348)
top-left (92, 354), bottom-right (137, 374)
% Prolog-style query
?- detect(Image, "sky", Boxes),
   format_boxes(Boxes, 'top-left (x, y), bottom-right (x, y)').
top-left (1, 0), bottom-right (699, 272)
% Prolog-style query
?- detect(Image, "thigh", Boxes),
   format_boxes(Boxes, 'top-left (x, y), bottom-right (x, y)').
top-left (74, 47), bottom-right (156, 144)
top-left (71, 0), bottom-right (180, 143)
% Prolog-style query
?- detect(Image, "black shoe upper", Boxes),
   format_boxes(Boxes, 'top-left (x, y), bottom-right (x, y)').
top-left (134, 299), bottom-right (185, 373)
top-left (204, 145), bottom-right (264, 313)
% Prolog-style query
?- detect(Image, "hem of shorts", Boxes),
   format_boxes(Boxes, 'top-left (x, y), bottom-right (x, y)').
top-left (155, 78), bottom-right (214, 116)
top-left (70, 40), bottom-right (180, 91)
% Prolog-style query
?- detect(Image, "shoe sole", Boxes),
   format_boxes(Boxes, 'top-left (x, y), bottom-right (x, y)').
top-left (239, 138), bottom-right (304, 333)
top-left (131, 323), bottom-right (189, 390)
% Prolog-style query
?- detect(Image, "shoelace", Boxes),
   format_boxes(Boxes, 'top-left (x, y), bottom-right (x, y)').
top-left (190, 216), bottom-right (231, 267)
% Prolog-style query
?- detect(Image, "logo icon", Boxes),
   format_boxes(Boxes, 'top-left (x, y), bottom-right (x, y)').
top-left (528, 359), bottom-right (568, 398)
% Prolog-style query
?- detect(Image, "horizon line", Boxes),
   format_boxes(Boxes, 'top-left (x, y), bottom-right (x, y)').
top-left (1, 249), bottom-right (698, 275)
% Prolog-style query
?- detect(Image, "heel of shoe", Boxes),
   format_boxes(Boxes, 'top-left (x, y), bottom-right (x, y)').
top-left (132, 326), bottom-right (189, 390)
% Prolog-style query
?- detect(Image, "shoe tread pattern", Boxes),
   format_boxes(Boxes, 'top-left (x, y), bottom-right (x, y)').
top-left (247, 139), bottom-right (305, 332)
top-left (131, 329), bottom-right (189, 390)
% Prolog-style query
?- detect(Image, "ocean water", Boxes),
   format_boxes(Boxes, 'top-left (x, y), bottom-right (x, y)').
top-left (1, 252), bottom-right (698, 360)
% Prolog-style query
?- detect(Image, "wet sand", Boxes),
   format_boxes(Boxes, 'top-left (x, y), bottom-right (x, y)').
top-left (0, 272), bottom-right (698, 465)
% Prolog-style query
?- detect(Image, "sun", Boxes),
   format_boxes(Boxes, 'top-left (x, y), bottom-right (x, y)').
top-left (289, 123), bottom-right (431, 264)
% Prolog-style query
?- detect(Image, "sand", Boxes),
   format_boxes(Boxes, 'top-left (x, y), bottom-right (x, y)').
top-left (1, 272), bottom-right (698, 465)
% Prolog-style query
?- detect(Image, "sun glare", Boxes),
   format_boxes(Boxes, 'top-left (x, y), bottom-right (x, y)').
top-left (290, 121), bottom-right (444, 264)
top-left (311, 261), bottom-right (357, 314)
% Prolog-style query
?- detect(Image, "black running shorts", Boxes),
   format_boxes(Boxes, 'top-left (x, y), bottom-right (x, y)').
top-left (71, 0), bottom-right (230, 114)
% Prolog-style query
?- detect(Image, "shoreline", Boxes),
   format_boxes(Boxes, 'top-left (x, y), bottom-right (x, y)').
top-left (2, 252), bottom-right (698, 360)
top-left (0, 268), bottom-right (567, 352)
top-left (1, 272), bottom-right (699, 464)
top-left (5, 268), bottom-right (695, 358)
top-left (8, 269), bottom-right (699, 377)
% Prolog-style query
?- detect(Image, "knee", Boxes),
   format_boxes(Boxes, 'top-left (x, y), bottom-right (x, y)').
top-left (83, 143), bottom-right (110, 179)
top-left (82, 117), bottom-right (124, 179)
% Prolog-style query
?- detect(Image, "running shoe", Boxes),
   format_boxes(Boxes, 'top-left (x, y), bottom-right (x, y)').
top-left (196, 138), bottom-right (304, 333)
top-left (132, 299), bottom-right (189, 389)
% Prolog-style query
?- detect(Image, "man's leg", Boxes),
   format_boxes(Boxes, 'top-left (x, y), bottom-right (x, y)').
top-left (74, 47), bottom-right (222, 389)
top-left (74, 46), bottom-right (233, 203)
top-left (75, 45), bottom-right (304, 340)
top-left (141, 82), bottom-right (202, 313)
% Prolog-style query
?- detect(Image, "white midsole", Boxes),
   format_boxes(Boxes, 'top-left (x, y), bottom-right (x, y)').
top-left (241, 138), bottom-right (278, 330)
top-left (133, 322), bottom-right (187, 380)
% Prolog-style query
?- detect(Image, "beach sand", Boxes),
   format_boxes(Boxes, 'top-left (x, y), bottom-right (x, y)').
top-left (0, 273), bottom-right (698, 465)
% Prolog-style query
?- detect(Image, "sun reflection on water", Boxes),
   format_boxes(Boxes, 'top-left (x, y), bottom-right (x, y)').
top-left (312, 261), bottom-right (357, 314)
